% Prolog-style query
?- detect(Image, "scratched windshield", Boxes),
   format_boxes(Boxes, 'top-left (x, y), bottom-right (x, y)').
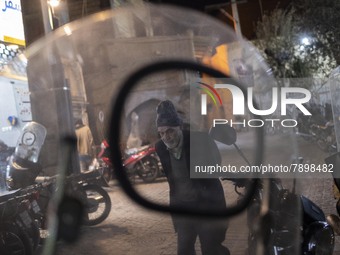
top-left (0, 3), bottom-right (335, 255)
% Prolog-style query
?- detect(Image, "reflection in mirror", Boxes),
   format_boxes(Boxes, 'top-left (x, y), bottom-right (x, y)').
top-left (115, 68), bottom-right (260, 212)
top-left (113, 59), bottom-right (329, 255)
top-left (209, 124), bottom-right (237, 146)
top-left (114, 66), bottom-right (259, 255)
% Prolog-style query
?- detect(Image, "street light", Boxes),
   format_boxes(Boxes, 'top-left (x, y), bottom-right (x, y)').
top-left (301, 37), bottom-right (311, 46)
top-left (40, 0), bottom-right (60, 32)
top-left (48, 0), bottom-right (60, 8)
top-left (47, 1), bottom-right (60, 30)
top-left (299, 36), bottom-right (312, 51)
top-left (40, 0), bottom-right (69, 33)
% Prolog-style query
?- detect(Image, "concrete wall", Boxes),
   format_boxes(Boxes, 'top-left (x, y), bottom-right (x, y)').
top-left (27, 35), bottom-right (197, 175)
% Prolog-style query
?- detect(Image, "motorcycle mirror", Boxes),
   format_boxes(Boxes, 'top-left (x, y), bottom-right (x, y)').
top-left (15, 122), bottom-right (47, 163)
top-left (209, 123), bottom-right (237, 145)
top-left (109, 59), bottom-right (264, 217)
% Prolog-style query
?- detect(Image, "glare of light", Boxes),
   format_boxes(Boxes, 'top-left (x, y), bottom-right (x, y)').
top-left (63, 26), bottom-right (72, 36)
top-left (301, 37), bottom-right (311, 46)
top-left (17, 54), bottom-right (27, 63)
top-left (7, 44), bottom-right (19, 51)
top-left (48, 0), bottom-right (60, 8)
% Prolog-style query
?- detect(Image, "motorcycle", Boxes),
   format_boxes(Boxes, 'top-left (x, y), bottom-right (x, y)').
top-left (61, 169), bottom-right (112, 226)
top-left (210, 125), bottom-right (335, 255)
top-left (325, 152), bottom-right (340, 236)
top-left (7, 122), bottom-right (46, 190)
top-left (34, 169), bottom-right (112, 227)
top-left (0, 188), bottom-right (41, 255)
top-left (6, 122), bottom-right (112, 238)
top-left (295, 104), bottom-right (328, 141)
top-left (97, 139), bottom-right (162, 184)
top-left (95, 140), bottom-right (114, 183)
top-left (8, 167), bottom-right (112, 249)
top-left (310, 121), bottom-right (337, 153)
top-left (124, 145), bottom-right (161, 183)
top-left (227, 177), bottom-right (334, 255)
top-left (295, 115), bottom-right (318, 141)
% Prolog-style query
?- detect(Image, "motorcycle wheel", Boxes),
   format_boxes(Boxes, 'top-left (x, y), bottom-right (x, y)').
top-left (0, 227), bottom-right (33, 255)
top-left (81, 184), bottom-right (112, 226)
top-left (136, 156), bottom-right (159, 183)
top-left (100, 166), bottom-right (112, 184)
top-left (25, 219), bottom-right (40, 251)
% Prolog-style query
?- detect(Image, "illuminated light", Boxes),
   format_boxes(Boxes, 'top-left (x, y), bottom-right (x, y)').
top-left (301, 37), bottom-right (311, 46)
top-left (63, 26), bottom-right (72, 36)
top-left (7, 44), bottom-right (19, 50)
top-left (48, 0), bottom-right (60, 8)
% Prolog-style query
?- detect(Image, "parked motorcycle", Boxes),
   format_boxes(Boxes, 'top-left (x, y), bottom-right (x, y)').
top-left (295, 114), bottom-right (319, 141)
top-left (95, 140), bottom-right (114, 183)
top-left (0, 122), bottom-right (46, 252)
top-left (0, 188), bottom-right (41, 255)
top-left (5, 122), bottom-right (112, 243)
top-left (124, 145), bottom-right (161, 183)
top-left (97, 139), bottom-right (161, 184)
top-left (8, 167), bottom-right (111, 250)
top-left (227, 177), bottom-right (334, 255)
top-left (295, 104), bottom-right (329, 141)
top-left (311, 121), bottom-right (337, 153)
top-left (62, 169), bottom-right (112, 226)
top-left (325, 152), bottom-right (340, 235)
top-left (32, 169), bottom-right (112, 228)
top-left (7, 122), bottom-right (46, 190)
top-left (210, 125), bottom-right (335, 255)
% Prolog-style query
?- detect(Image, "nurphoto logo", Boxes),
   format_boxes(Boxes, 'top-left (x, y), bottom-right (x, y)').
top-left (196, 81), bottom-right (312, 128)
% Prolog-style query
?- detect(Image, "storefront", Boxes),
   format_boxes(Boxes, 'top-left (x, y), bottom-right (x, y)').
top-left (0, 0), bottom-right (25, 69)
top-left (0, 0), bottom-right (28, 147)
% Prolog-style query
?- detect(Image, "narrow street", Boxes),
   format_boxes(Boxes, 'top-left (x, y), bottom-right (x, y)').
top-left (48, 132), bottom-right (340, 255)
top-left (52, 177), bottom-right (340, 255)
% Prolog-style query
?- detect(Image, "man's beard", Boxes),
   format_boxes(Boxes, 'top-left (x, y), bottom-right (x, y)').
top-left (163, 130), bottom-right (182, 149)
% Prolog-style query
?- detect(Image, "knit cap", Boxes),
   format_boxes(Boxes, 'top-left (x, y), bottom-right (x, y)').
top-left (156, 100), bottom-right (182, 127)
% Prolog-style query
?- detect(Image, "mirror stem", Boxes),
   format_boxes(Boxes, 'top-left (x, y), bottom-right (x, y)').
top-left (233, 143), bottom-right (251, 166)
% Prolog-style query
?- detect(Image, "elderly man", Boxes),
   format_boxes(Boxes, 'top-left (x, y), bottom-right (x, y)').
top-left (155, 100), bottom-right (229, 255)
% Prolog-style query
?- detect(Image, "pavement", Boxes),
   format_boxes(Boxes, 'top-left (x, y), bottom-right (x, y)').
top-left (50, 177), bottom-right (340, 255)
top-left (37, 132), bottom-right (340, 255)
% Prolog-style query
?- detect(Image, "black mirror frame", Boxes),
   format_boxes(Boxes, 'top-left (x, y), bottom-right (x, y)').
top-left (209, 123), bottom-right (237, 145)
top-left (108, 59), bottom-right (264, 217)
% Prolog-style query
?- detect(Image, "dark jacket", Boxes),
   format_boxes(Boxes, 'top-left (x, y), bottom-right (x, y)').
top-left (155, 130), bottom-right (226, 228)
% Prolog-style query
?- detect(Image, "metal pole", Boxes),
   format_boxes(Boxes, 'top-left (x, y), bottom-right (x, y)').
top-left (40, 0), bottom-right (53, 34)
top-left (258, 0), bottom-right (263, 20)
top-left (231, 0), bottom-right (242, 37)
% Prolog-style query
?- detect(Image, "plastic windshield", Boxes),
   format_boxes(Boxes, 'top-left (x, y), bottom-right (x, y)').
top-left (1, 3), bottom-right (325, 255)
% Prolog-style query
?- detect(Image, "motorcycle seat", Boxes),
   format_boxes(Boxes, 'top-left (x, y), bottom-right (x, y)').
top-left (125, 145), bottom-right (150, 155)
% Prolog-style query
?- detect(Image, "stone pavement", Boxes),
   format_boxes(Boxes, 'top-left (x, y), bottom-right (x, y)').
top-left (48, 133), bottom-right (340, 255)
top-left (53, 180), bottom-right (249, 255)
top-left (51, 176), bottom-right (340, 255)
